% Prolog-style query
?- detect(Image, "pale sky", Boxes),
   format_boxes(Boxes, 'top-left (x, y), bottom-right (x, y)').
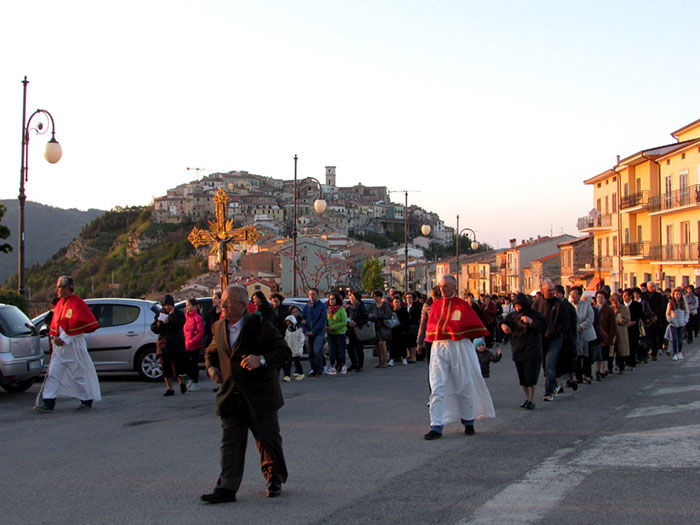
top-left (2, 0), bottom-right (699, 249)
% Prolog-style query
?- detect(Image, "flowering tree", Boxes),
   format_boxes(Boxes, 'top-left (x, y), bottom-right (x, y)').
top-left (281, 246), bottom-right (353, 294)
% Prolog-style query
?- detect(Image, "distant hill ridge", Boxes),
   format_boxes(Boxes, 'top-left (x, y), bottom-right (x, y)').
top-left (0, 200), bottom-right (105, 284)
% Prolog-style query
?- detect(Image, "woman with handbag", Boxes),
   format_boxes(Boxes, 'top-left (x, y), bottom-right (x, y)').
top-left (346, 291), bottom-right (369, 372)
top-left (368, 290), bottom-right (393, 368)
top-left (610, 293), bottom-right (630, 374)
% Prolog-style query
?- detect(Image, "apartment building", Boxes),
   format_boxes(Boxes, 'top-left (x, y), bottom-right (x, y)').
top-left (580, 118), bottom-right (700, 291)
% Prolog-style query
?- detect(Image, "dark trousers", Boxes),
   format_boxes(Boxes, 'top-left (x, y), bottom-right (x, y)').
top-left (576, 355), bottom-right (591, 382)
top-left (216, 396), bottom-right (288, 492)
top-left (647, 321), bottom-right (665, 355)
top-left (282, 357), bottom-right (303, 376)
top-left (184, 350), bottom-right (199, 383)
top-left (347, 337), bottom-right (365, 369)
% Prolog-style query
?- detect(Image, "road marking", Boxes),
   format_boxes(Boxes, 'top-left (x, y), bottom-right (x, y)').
top-left (459, 424), bottom-right (700, 523)
top-left (652, 385), bottom-right (700, 396)
top-left (459, 448), bottom-right (591, 524)
top-left (626, 400), bottom-right (700, 418)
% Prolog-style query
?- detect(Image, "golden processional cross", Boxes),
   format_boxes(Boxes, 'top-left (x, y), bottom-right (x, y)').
top-left (188, 188), bottom-right (261, 292)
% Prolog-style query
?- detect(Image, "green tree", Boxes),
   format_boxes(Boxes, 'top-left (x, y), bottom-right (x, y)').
top-left (0, 203), bottom-right (13, 254)
top-left (360, 257), bottom-right (384, 293)
top-left (0, 290), bottom-right (29, 314)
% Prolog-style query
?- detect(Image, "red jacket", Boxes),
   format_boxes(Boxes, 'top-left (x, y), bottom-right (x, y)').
top-left (184, 311), bottom-right (205, 351)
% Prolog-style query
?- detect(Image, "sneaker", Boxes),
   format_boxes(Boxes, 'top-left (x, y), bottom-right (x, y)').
top-left (326, 367), bottom-right (337, 375)
top-left (294, 373), bottom-right (305, 381)
top-left (542, 394), bottom-right (554, 402)
top-left (679, 353), bottom-right (684, 360)
top-left (673, 354), bottom-right (678, 361)
top-left (387, 359), bottom-right (395, 367)
top-left (556, 385), bottom-right (564, 394)
top-left (282, 375), bottom-right (291, 382)
top-left (188, 383), bottom-right (200, 392)
top-left (340, 365), bottom-right (347, 374)
top-left (185, 379), bottom-right (193, 390)
top-left (402, 359), bottom-right (408, 365)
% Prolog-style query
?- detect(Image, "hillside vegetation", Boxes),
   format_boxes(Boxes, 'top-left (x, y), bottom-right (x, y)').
top-left (3, 207), bottom-right (207, 301)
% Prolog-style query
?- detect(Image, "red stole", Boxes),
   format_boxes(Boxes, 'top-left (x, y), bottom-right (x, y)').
top-left (426, 296), bottom-right (488, 341)
top-left (49, 294), bottom-right (99, 337)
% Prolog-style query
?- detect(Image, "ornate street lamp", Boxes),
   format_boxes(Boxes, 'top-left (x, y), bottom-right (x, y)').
top-left (292, 155), bottom-right (326, 296)
top-left (18, 76), bottom-right (62, 296)
top-left (455, 214), bottom-right (478, 295)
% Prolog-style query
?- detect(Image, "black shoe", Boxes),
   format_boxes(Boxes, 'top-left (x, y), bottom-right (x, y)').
top-left (525, 401), bottom-right (535, 410)
top-left (652, 356), bottom-right (657, 361)
top-left (266, 476), bottom-right (282, 498)
top-left (180, 382), bottom-right (187, 394)
top-left (163, 389), bottom-right (175, 397)
top-left (571, 382), bottom-right (578, 391)
top-left (520, 400), bottom-right (529, 408)
top-left (200, 488), bottom-right (236, 504)
top-left (355, 367), bottom-right (363, 372)
top-left (33, 402), bottom-right (55, 413)
top-left (424, 430), bottom-right (442, 440)
top-left (464, 425), bottom-right (475, 436)
top-left (347, 365), bottom-right (356, 372)
top-left (77, 401), bottom-right (93, 410)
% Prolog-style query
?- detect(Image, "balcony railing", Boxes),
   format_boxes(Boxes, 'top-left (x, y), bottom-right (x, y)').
top-left (577, 214), bottom-right (613, 231)
top-left (651, 243), bottom-right (700, 262)
top-left (620, 190), bottom-right (649, 210)
top-left (647, 185), bottom-right (700, 213)
top-left (621, 241), bottom-right (651, 257)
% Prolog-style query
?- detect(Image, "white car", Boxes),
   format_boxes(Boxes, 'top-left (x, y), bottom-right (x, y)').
top-left (32, 298), bottom-right (163, 381)
top-left (0, 304), bottom-right (43, 392)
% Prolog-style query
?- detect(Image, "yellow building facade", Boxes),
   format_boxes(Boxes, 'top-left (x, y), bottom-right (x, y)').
top-left (581, 118), bottom-right (700, 291)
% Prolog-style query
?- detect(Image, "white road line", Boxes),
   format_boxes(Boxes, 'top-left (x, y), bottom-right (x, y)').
top-left (652, 385), bottom-right (700, 396)
top-left (626, 400), bottom-right (700, 418)
top-left (459, 424), bottom-right (700, 524)
top-left (459, 448), bottom-right (591, 524)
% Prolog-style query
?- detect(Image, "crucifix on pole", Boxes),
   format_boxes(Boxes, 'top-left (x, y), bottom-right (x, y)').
top-left (188, 188), bottom-right (261, 292)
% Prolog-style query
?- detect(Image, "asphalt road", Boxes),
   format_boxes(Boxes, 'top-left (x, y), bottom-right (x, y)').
top-left (2, 343), bottom-right (700, 524)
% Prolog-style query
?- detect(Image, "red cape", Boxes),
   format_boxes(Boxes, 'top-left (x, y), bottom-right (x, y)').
top-left (49, 294), bottom-right (99, 337)
top-left (426, 296), bottom-right (488, 341)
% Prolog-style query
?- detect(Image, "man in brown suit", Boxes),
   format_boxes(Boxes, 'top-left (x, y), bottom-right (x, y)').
top-left (201, 285), bottom-right (291, 504)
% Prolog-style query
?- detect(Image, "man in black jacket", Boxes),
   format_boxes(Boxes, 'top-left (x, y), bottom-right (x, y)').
top-left (646, 282), bottom-right (667, 360)
top-left (201, 285), bottom-right (292, 504)
top-left (533, 280), bottom-right (571, 402)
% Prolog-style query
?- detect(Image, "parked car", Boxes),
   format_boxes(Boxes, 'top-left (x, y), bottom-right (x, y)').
top-left (0, 304), bottom-right (43, 392)
top-left (32, 298), bottom-right (162, 381)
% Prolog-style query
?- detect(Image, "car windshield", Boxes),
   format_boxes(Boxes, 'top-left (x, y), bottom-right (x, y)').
top-left (0, 306), bottom-right (37, 337)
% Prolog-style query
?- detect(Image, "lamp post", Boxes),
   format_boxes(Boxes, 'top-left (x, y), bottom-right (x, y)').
top-left (18, 76), bottom-right (62, 296)
top-left (292, 155), bottom-right (326, 297)
top-left (455, 214), bottom-right (478, 296)
top-left (391, 190), bottom-right (431, 292)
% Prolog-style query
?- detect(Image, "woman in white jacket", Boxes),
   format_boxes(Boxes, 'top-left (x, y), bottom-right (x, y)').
top-left (666, 287), bottom-right (690, 360)
top-left (569, 286), bottom-right (596, 383)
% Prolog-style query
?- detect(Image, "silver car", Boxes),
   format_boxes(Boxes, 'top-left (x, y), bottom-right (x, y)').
top-left (33, 298), bottom-right (163, 381)
top-left (0, 304), bottom-right (43, 392)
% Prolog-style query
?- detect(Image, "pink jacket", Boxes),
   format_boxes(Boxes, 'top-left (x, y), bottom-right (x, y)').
top-left (184, 311), bottom-right (205, 351)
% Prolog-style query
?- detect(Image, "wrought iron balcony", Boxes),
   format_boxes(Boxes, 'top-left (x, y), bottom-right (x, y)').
top-left (620, 191), bottom-right (649, 210)
top-left (621, 241), bottom-right (651, 258)
top-left (650, 243), bottom-right (700, 262)
top-left (647, 185), bottom-right (700, 213)
top-left (577, 214), bottom-right (613, 231)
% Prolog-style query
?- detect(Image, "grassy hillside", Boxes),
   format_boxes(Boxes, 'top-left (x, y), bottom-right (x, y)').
top-left (3, 207), bottom-right (207, 301)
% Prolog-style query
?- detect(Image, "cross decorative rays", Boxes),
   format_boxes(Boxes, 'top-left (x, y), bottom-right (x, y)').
top-left (188, 188), bottom-right (261, 292)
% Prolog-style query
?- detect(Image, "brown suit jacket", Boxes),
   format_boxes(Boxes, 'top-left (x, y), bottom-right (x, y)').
top-left (205, 311), bottom-right (291, 418)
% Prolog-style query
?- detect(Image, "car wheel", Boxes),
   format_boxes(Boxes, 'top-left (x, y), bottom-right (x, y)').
top-left (1, 378), bottom-right (36, 393)
top-left (135, 346), bottom-right (163, 381)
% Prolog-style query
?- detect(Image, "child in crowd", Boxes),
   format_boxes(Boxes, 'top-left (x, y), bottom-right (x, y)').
top-left (474, 337), bottom-right (502, 378)
top-left (282, 310), bottom-right (305, 382)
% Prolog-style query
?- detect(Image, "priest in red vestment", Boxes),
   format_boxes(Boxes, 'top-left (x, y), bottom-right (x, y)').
top-left (423, 275), bottom-right (495, 440)
top-left (34, 276), bottom-right (101, 412)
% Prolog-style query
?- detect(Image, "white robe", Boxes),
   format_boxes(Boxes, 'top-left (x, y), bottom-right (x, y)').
top-left (429, 338), bottom-right (495, 426)
top-left (42, 328), bottom-right (101, 401)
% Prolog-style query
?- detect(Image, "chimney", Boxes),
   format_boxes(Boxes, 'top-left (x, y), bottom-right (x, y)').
top-left (509, 238), bottom-right (516, 248)
top-left (616, 154), bottom-right (620, 165)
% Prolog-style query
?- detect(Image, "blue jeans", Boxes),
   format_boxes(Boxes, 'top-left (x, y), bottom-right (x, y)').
top-left (327, 333), bottom-right (346, 367)
top-left (671, 326), bottom-right (685, 355)
top-left (307, 333), bottom-right (326, 374)
top-left (543, 334), bottom-right (563, 395)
